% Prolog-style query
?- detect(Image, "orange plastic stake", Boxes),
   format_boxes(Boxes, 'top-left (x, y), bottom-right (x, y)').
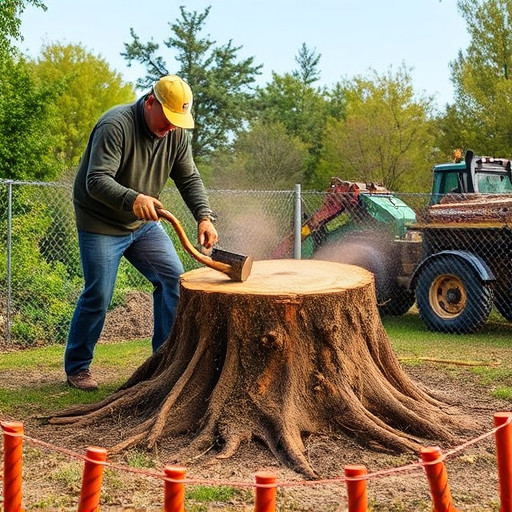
top-left (1, 421), bottom-right (24, 512)
top-left (345, 464), bottom-right (368, 512)
top-left (254, 471), bottom-right (277, 512)
top-left (77, 446), bottom-right (107, 512)
top-left (494, 411), bottom-right (512, 512)
top-left (420, 446), bottom-right (457, 512)
top-left (163, 465), bottom-right (186, 512)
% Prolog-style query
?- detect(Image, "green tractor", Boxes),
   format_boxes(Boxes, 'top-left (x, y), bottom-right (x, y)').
top-left (412, 150), bottom-right (512, 333)
top-left (274, 150), bottom-right (512, 333)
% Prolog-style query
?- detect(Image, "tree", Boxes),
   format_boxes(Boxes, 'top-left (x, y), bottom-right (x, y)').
top-left (209, 121), bottom-right (308, 189)
top-left (122, 6), bottom-right (262, 159)
top-left (255, 45), bottom-right (340, 185)
top-left (314, 66), bottom-right (436, 192)
top-left (0, 55), bottom-right (64, 181)
top-left (33, 43), bottom-right (135, 168)
top-left (0, 0), bottom-right (46, 52)
top-left (0, 1), bottom-right (82, 344)
top-left (440, 0), bottom-right (512, 156)
top-left (293, 42), bottom-right (321, 85)
top-left (0, 0), bottom-right (63, 181)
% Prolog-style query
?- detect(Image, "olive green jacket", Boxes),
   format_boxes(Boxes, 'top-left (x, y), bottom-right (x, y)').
top-left (73, 96), bottom-right (214, 235)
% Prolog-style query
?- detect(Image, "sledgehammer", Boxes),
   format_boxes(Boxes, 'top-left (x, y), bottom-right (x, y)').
top-left (157, 208), bottom-right (253, 282)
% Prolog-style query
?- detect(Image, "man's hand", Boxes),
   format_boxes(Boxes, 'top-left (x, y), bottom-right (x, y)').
top-left (198, 218), bottom-right (218, 250)
top-left (133, 194), bottom-right (163, 221)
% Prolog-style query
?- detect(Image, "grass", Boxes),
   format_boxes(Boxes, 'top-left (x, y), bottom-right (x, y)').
top-left (383, 312), bottom-right (512, 359)
top-left (0, 339), bottom-right (151, 415)
top-left (184, 486), bottom-right (254, 512)
top-left (383, 312), bottom-right (512, 401)
top-left (126, 449), bottom-right (158, 469)
top-left (3, 313), bottom-right (511, 412)
top-left (187, 485), bottom-right (245, 502)
top-left (0, 339), bottom-right (151, 370)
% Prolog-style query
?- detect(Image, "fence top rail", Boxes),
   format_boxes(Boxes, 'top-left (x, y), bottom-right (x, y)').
top-left (0, 179), bottom-right (72, 188)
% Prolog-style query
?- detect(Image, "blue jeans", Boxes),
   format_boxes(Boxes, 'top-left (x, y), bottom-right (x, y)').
top-left (65, 221), bottom-right (184, 375)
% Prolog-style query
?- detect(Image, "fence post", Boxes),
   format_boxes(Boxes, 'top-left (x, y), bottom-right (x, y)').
top-left (77, 446), bottom-right (107, 512)
top-left (164, 465), bottom-right (186, 512)
top-left (420, 446), bottom-right (457, 512)
top-left (254, 471), bottom-right (277, 512)
top-left (345, 464), bottom-right (368, 512)
top-left (293, 183), bottom-right (302, 259)
top-left (6, 179), bottom-right (13, 344)
top-left (1, 421), bottom-right (24, 512)
top-left (494, 411), bottom-right (512, 512)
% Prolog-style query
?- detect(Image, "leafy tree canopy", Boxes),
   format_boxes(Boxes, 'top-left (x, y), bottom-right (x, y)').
top-left (0, 54), bottom-right (63, 181)
top-left (209, 120), bottom-right (308, 190)
top-left (442, 0), bottom-right (512, 157)
top-left (33, 42), bottom-right (135, 169)
top-left (0, 0), bottom-right (65, 181)
top-left (293, 43), bottom-right (321, 85)
top-left (0, 0), bottom-right (46, 52)
top-left (314, 65), bottom-right (436, 192)
top-left (254, 44), bottom-right (345, 185)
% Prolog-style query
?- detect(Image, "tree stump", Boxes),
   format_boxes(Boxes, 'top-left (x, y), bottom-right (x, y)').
top-left (51, 259), bottom-right (472, 477)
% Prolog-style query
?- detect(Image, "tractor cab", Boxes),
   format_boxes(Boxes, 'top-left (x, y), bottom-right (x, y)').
top-left (430, 150), bottom-right (512, 205)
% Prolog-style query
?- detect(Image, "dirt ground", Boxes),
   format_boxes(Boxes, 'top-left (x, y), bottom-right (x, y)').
top-left (1, 293), bottom-right (510, 511)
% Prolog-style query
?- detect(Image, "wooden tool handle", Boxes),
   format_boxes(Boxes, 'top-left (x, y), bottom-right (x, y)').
top-left (157, 208), bottom-right (231, 274)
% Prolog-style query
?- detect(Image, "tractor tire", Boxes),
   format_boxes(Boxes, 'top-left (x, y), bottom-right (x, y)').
top-left (378, 284), bottom-right (415, 317)
top-left (416, 254), bottom-right (493, 334)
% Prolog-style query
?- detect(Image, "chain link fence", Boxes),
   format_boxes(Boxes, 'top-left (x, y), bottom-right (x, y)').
top-left (1, 179), bottom-right (511, 348)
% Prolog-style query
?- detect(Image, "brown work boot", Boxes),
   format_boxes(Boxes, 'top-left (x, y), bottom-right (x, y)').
top-left (66, 369), bottom-right (98, 391)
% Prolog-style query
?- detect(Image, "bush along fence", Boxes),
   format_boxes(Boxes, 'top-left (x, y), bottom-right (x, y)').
top-left (3, 413), bottom-right (512, 511)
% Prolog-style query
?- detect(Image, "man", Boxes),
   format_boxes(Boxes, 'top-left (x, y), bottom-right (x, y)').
top-left (65, 75), bottom-right (218, 391)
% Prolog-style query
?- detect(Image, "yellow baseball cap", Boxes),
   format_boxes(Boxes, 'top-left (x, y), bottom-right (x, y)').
top-left (153, 75), bottom-right (195, 129)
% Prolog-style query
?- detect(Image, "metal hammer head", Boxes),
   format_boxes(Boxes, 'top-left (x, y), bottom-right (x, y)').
top-left (210, 248), bottom-right (253, 282)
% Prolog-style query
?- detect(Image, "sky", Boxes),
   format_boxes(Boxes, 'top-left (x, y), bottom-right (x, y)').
top-left (17, 0), bottom-right (470, 108)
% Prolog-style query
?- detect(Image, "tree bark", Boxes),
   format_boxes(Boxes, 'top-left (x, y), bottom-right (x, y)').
top-left (51, 259), bottom-right (473, 477)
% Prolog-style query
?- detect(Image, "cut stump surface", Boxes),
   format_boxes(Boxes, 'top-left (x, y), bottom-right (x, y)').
top-left (51, 259), bottom-right (475, 477)
top-left (182, 257), bottom-right (372, 293)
